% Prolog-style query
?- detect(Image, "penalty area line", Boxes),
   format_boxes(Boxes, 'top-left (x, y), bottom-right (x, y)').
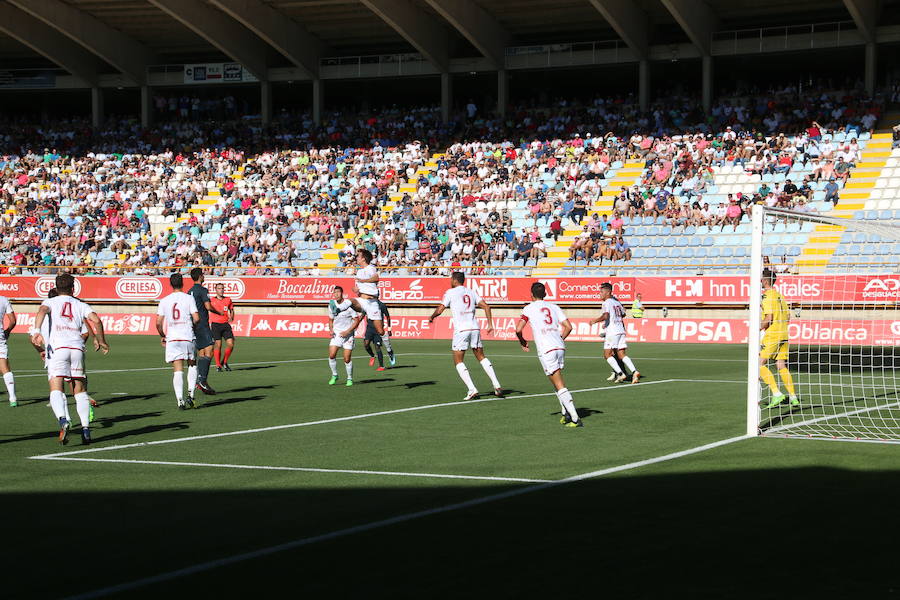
top-left (62, 434), bottom-right (750, 600)
top-left (31, 378), bottom-right (680, 460)
top-left (33, 456), bottom-right (551, 484)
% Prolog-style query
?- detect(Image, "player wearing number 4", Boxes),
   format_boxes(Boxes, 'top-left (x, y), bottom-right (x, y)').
top-left (759, 268), bottom-right (799, 408)
top-left (157, 273), bottom-right (201, 410)
top-left (328, 286), bottom-right (363, 386)
top-left (32, 273), bottom-right (110, 445)
top-left (429, 272), bottom-right (503, 401)
top-left (516, 282), bottom-right (582, 428)
top-left (592, 282), bottom-right (641, 384)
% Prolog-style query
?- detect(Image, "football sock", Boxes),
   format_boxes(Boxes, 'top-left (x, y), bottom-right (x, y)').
top-left (187, 366), bottom-right (198, 397)
top-left (74, 392), bottom-right (91, 427)
top-left (198, 356), bottom-right (212, 383)
top-left (344, 360), bottom-right (353, 379)
top-left (615, 356), bottom-right (629, 375)
top-left (328, 358), bottom-right (338, 377)
top-left (778, 368), bottom-right (796, 397)
top-left (3, 372), bottom-right (16, 403)
top-left (173, 371), bottom-right (184, 402)
top-left (380, 334), bottom-right (394, 357)
top-left (64, 399), bottom-right (71, 422)
top-left (376, 347), bottom-right (384, 367)
top-left (557, 387), bottom-right (579, 422)
top-left (50, 390), bottom-right (67, 420)
top-left (760, 366), bottom-right (781, 395)
top-left (606, 356), bottom-right (624, 375)
top-left (622, 356), bottom-right (637, 374)
top-left (479, 358), bottom-right (501, 389)
top-left (364, 344), bottom-right (375, 357)
top-left (214, 348), bottom-right (221, 367)
top-left (223, 347), bottom-right (233, 365)
top-left (455, 363), bottom-right (477, 393)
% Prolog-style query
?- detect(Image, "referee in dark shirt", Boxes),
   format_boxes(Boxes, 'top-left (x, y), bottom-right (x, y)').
top-left (188, 267), bottom-right (221, 395)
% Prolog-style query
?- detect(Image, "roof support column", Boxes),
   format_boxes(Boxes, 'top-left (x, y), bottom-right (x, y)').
top-left (441, 72), bottom-right (452, 124)
top-left (313, 79), bottom-right (323, 126)
top-left (639, 60), bottom-right (650, 112)
top-left (702, 54), bottom-right (713, 113)
top-left (865, 42), bottom-right (876, 96)
top-left (261, 80), bottom-right (272, 125)
top-left (91, 87), bottom-right (104, 128)
top-left (140, 85), bottom-right (153, 128)
top-left (497, 69), bottom-right (508, 118)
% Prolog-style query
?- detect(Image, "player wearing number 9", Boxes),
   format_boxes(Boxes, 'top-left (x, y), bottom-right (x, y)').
top-left (516, 282), bottom-right (583, 428)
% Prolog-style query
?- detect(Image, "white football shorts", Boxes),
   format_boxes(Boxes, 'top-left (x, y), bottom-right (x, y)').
top-left (357, 297), bottom-right (382, 321)
top-left (165, 340), bottom-right (196, 363)
top-left (603, 332), bottom-right (628, 350)
top-left (538, 348), bottom-right (565, 376)
top-left (46, 347), bottom-right (85, 379)
top-left (329, 332), bottom-right (355, 350)
top-left (451, 329), bottom-right (482, 351)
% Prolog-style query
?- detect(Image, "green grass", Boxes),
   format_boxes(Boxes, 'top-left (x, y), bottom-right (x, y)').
top-left (1, 336), bottom-right (898, 599)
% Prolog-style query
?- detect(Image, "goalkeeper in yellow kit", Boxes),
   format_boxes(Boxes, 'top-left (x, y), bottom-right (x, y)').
top-left (759, 268), bottom-right (799, 408)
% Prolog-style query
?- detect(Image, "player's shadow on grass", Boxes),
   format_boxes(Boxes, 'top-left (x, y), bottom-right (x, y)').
top-left (381, 381), bottom-right (436, 390)
top-left (94, 421), bottom-right (191, 443)
top-left (100, 393), bottom-right (162, 406)
top-left (354, 378), bottom-right (395, 385)
top-left (552, 408), bottom-right (603, 420)
top-left (198, 395), bottom-right (266, 408)
top-left (93, 411), bottom-right (165, 429)
top-left (386, 365), bottom-right (416, 370)
top-left (234, 365), bottom-right (276, 372)
top-left (225, 385), bottom-right (278, 394)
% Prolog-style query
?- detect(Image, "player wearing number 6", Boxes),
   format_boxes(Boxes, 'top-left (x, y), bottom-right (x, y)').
top-left (515, 282), bottom-right (582, 428)
top-left (429, 272), bottom-right (503, 401)
top-left (157, 273), bottom-right (200, 410)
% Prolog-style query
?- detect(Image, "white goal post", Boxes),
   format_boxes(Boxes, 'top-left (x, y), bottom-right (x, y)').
top-left (747, 205), bottom-right (900, 443)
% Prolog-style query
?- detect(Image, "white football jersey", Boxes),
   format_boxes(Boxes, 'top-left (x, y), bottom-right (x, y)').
top-left (521, 300), bottom-right (568, 355)
top-left (0, 296), bottom-right (11, 341)
top-left (42, 295), bottom-right (93, 351)
top-left (442, 286), bottom-right (482, 332)
top-left (355, 264), bottom-right (379, 296)
top-left (602, 297), bottom-right (627, 336)
top-left (157, 292), bottom-right (199, 342)
top-left (328, 299), bottom-right (360, 332)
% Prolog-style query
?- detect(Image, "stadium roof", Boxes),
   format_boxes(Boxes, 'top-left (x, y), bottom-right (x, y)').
top-left (0, 0), bottom-right (897, 83)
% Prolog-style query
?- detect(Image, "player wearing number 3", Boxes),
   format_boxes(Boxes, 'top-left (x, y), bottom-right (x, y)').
top-left (516, 282), bottom-right (582, 428)
top-left (157, 273), bottom-right (200, 410)
top-left (429, 271), bottom-right (503, 401)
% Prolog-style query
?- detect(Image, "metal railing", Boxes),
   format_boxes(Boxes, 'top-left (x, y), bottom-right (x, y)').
top-left (712, 20), bottom-right (858, 55)
top-left (504, 39), bottom-right (626, 69)
top-left (319, 53), bottom-right (432, 79)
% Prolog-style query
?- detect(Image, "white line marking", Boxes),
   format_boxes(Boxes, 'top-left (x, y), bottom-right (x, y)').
top-left (33, 457), bottom-right (551, 483)
top-left (32, 379), bottom-right (680, 460)
top-left (63, 434), bottom-right (749, 600)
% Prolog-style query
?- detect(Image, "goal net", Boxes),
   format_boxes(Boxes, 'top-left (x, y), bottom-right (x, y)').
top-left (747, 205), bottom-right (900, 443)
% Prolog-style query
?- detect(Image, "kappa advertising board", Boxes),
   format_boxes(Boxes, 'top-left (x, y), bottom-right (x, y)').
top-left (0, 275), bottom-right (896, 305)
top-left (12, 314), bottom-right (898, 347)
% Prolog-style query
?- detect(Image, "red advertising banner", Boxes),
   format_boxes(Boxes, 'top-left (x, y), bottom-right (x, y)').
top-left (11, 313), bottom-right (899, 347)
top-left (1, 274), bottom-right (896, 305)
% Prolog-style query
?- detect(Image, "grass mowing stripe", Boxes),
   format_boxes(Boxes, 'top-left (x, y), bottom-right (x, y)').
top-left (30, 379), bottom-right (680, 459)
top-left (33, 457), bottom-right (552, 483)
top-left (62, 434), bottom-right (749, 600)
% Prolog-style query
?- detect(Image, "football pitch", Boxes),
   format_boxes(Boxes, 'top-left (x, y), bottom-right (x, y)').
top-left (1, 336), bottom-right (898, 599)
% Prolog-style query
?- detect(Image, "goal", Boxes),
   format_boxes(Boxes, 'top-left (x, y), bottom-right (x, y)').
top-left (747, 205), bottom-right (900, 443)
